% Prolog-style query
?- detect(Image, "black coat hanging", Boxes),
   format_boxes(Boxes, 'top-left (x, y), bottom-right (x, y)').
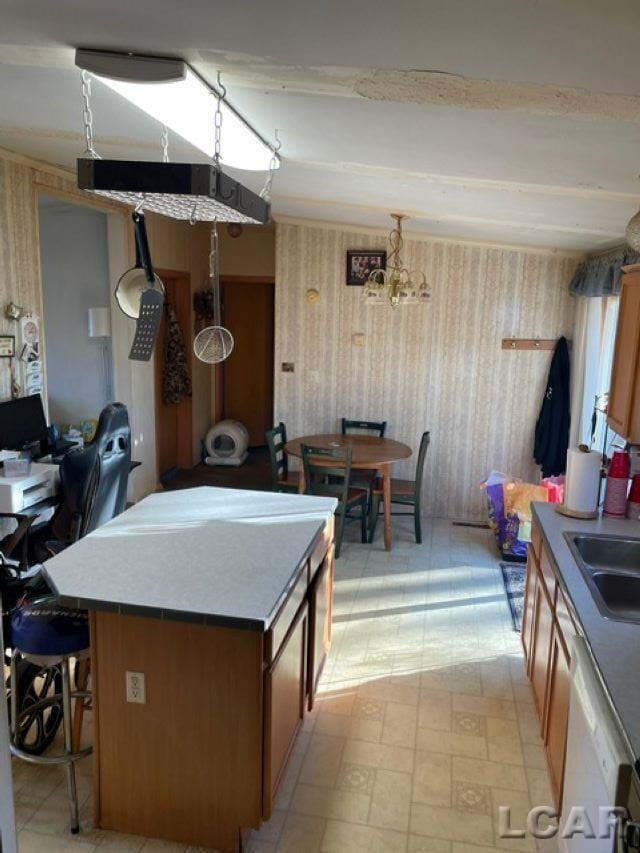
top-left (533, 336), bottom-right (571, 477)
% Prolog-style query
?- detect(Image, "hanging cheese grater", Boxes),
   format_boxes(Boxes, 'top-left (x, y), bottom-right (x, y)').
top-left (128, 210), bottom-right (164, 361)
top-left (193, 221), bottom-right (234, 364)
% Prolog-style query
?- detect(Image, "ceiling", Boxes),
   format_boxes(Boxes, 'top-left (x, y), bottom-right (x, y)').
top-left (2, 0), bottom-right (640, 251)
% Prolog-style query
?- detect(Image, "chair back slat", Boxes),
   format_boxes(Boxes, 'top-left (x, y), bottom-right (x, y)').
top-left (341, 418), bottom-right (387, 437)
top-left (301, 444), bottom-right (352, 505)
top-left (414, 431), bottom-right (431, 499)
top-left (265, 421), bottom-right (289, 491)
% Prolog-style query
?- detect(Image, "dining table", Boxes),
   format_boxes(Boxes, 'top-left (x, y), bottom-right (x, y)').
top-left (284, 433), bottom-right (413, 551)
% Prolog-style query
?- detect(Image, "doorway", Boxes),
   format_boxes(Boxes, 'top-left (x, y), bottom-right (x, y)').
top-left (154, 272), bottom-right (193, 479)
top-left (38, 195), bottom-right (114, 427)
top-left (217, 278), bottom-right (275, 447)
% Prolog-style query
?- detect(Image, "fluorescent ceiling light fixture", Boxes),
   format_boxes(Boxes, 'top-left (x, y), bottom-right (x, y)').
top-left (75, 49), bottom-right (278, 172)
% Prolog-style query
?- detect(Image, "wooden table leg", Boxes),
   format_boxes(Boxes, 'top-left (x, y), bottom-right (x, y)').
top-left (298, 467), bottom-right (305, 494)
top-left (381, 463), bottom-right (392, 551)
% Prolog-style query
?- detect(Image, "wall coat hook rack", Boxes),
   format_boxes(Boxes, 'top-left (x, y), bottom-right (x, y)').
top-left (501, 337), bottom-right (563, 351)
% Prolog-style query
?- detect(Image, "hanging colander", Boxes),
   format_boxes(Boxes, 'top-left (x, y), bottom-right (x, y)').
top-left (193, 221), bottom-right (234, 364)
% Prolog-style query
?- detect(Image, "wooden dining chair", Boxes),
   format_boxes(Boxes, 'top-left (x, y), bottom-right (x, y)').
top-left (369, 431), bottom-right (431, 544)
top-left (301, 444), bottom-right (368, 558)
top-left (265, 422), bottom-right (298, 493)
top-left (340, 418), bottom-right (388, 500)
top-left (341, 418), bottom-right (387, 437)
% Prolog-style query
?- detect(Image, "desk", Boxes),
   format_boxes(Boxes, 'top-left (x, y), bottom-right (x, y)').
top-left (285, 434), bottom-right (412, 551)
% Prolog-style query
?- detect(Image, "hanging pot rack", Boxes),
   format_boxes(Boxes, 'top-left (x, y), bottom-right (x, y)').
top-left (74, 52), bottom-right (276, 225)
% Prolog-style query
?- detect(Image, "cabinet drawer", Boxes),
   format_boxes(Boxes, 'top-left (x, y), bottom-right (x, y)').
top-left (267, 565), bottom-right (308, 664)
top-left (309, 522), bottom-right (332, 577)
top-left (539, 545), bottom-right (557, 604)
top-left (530, 523), bottom-right (542, 564)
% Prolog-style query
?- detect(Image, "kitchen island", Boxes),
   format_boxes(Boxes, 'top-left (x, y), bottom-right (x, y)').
top-left (43, 486), bottom-right (337, 852)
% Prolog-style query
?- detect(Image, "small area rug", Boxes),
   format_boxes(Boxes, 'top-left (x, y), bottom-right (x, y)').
top-left (499, 562), bottom-right (526, 632)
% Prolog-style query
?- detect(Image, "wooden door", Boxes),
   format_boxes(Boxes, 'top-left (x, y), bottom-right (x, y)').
top-left (608, 271), bottom-right (640, 439)
top-left (220, 280), bottom-right (274, 446)
top-left (154, 273), bottom-right (192, 478)
top-left (521, 550), bottom-right (538, 672)
top-left (545, 627), bottom-right (571, 809)
top-left (530, 566), bottom-right (554, 730)
top-left (307, 548), bottom-right (334, 709)
top-left (263, 603), bottom-right (307, 819)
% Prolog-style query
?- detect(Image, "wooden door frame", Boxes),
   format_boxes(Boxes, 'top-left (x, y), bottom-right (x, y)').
top-left (155, 269), bottom-right (193, 475)
top-left (214, 275), bottom-right (275, 425)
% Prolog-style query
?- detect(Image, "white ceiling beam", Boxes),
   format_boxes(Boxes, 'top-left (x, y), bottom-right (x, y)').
top-left (273, 192), bottom-right (624, 238)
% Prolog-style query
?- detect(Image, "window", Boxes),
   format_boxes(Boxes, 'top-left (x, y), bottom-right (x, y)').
top-left (573, 296), bottom-right (621, 455)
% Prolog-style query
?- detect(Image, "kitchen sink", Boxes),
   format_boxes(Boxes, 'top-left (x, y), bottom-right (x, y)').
top-left (565, 533), bottom-right (640, 623)
top-left (570, 533), bottom-right (640, 574)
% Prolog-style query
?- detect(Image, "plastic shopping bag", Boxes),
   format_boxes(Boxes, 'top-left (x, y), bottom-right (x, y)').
top-left (481, 471), bottom-right (549, 561)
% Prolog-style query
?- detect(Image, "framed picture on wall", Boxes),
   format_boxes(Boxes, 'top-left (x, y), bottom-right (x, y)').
top-left (0, 335), bottom-right (15, 358)
top-left (346, 250), bottom-right (386, 286)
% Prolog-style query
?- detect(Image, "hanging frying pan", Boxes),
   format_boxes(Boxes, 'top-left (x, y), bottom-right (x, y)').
top-left (123, 211), bottom-right (164, 362)
top-left (115, 211), bottom-right (165, 319)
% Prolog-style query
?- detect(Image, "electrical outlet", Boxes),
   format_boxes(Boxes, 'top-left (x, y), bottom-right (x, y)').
top-left (125, 670), bottom-right (146, 704)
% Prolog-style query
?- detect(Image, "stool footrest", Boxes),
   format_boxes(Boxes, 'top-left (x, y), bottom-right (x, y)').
top-left (10, 743), bottom-right (93, 765)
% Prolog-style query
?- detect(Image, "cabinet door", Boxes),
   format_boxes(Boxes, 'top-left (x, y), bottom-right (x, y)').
top-left (545, 628), bottom-right (571, 810)
top-left (530, 566), bottom-right (554, 729)
top-left (608, 274), bottom-right (640, 438)
top-left (521, 549), bottom-right (538, 671)
top-left (307, 548), bottom-right (334, 709)
top-left (263, 603), bottom-right (307, 819)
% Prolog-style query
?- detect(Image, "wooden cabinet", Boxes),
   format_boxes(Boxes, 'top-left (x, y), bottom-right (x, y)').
top-left (307, 547), bottom-right (334, 709)
top-left (91, 522), bottom-right (335, 852)
top-left (263, 603), bottom-right (308, 817)
top-left (523, 520), bottom-right (576, 810)
top-left (545, 627), bottom-right (571, 805)
top-left (608, 265), bottom-right (640, 441)
top-left (521, 551), bottom-right (537, 669)
top-left (530, 570), bottom-right (554, 727)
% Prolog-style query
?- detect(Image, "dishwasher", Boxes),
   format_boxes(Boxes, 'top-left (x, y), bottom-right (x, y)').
top-left (561, 636), bottom-right (638, 853)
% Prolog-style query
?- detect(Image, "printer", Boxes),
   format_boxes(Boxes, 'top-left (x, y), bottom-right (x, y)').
top-left (0, 462), bottom-right (60, 513)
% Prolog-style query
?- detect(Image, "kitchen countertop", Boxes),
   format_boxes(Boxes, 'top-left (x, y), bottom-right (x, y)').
top-left (43, 486), bottom-right (337, 630)
top-left (532, 502), bottom-right (640, 772)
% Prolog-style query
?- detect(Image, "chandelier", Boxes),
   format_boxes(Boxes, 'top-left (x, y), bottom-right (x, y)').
top-left (363, 214), bottom-right (431, 307)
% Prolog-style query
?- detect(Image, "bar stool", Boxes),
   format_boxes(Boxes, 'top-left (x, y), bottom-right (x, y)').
top-left (9, 595), bottom-right (92, 834)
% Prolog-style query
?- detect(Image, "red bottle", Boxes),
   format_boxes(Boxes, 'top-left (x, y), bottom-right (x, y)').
top-left (603, 450), bottom-right (630, 518)
top-left (628, 474), bottom-right (640, 519)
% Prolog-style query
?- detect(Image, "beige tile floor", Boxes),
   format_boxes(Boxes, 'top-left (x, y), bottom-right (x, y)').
top-left (10, 517), bottom-right (558, 852)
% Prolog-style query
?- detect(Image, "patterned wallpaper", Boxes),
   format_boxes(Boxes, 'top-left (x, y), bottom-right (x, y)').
top-left (274, 220), bottom-right (580, 520)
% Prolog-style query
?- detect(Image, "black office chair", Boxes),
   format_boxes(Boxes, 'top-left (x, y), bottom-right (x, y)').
top-left (1, 403), bottom-right (133, 755)
top-left (29, 402), bottom-right (132, 560)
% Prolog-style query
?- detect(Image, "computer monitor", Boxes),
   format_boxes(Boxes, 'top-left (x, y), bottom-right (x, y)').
top-left (0, 395), bottom-right (48, 451)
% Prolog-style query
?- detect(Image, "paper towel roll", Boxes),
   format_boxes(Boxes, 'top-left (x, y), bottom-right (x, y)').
top-left (564, 448), bottom-right (602, 515)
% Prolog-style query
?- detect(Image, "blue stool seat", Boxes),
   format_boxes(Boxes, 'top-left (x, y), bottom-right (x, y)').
top-left (10, 595), bottom-right (89, 659)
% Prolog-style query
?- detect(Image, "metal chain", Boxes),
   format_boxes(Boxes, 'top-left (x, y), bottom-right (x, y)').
top-left (214, 72), bottom-right (226, 168)
top-left (161, 125), bottom-right (169, 163)
top-left (210, 220), bottom-right (221, 323)
top-left (260, 129), bottom-right (282, 202)
top-left (81, 70), bottom-right (99, 158)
